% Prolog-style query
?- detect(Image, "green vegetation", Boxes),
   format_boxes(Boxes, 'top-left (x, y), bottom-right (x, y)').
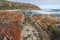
top-left (25, 17), bottom-right (31, 23)
top-left (0, 1), bottom-right (40, 10)
top-left (50, 24), bottom-right (56, 30)
top-left (55, 30), bottom-right (60, 34)
top-left (0, 0), bottom-right (6, 2)
top-left (0, 5), bottom-right (29, 10)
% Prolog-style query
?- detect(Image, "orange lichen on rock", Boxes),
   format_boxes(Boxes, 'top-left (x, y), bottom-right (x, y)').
top-left (0, 11), bottom-right (24, 40)
top-left (1, 21), bottom-right (21, 40)
top-left (32, 15), bottom-right (60, 27)
top-left (18, 12), bottom-right (25, 22)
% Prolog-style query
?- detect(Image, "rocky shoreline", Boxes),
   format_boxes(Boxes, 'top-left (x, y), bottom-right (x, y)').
top-left (0, 10), bottom-right (60, 40)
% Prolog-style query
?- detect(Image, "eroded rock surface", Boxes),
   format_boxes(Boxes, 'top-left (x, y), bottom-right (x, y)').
top-left (0, 11), bottom-right (60, 40)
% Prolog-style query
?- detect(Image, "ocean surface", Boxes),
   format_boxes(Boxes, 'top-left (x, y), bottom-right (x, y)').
top-left (23, 9), bottom-right (60, 17)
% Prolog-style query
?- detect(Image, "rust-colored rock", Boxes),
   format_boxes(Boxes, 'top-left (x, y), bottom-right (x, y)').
top-left (0, 21), bottom-right (21, 40)
top-left (0, 11), bottom-right (24, 40)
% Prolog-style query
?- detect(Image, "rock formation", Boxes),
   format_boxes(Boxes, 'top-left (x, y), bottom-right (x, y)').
top-left (0, 1), bottom-right (40, 10)
top-left (0, 11), bottom-right (60, 40)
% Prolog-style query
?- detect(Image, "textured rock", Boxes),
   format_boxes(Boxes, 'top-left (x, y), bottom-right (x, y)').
top-left (0, 11), bottom-right (24, 40)
top-left (0, 11), bottom-right (60, 40)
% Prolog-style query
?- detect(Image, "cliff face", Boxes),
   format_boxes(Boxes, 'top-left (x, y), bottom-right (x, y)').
top-left (0, 11), bottom-right (60, 40)
top-left (32, 14), bottom-right (60, 40)
top-left (0, 1), bottom-right (40, 10)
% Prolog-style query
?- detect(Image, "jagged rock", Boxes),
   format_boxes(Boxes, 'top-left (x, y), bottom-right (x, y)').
top-left (0, 10), bottom-right (60, 40)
